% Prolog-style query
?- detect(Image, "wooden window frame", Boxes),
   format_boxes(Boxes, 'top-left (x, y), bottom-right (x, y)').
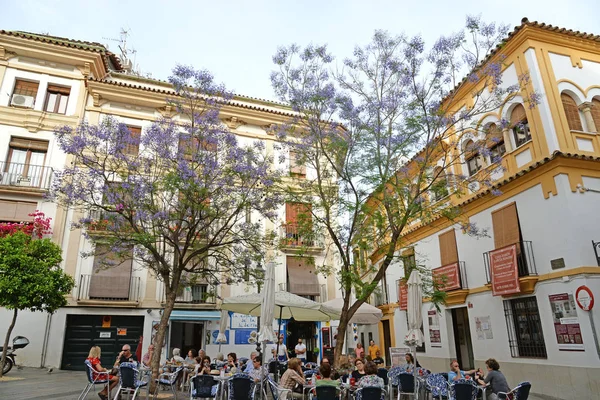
top-left (44, 84), bottom-right (71, 114)
top-left (6, 137), bottom-right (49, 178)
top-left (510, 105), bottom-right (532, 148)
top-left (11, 79), bottom-right (39, 106)
top-left (124, 126), bottom-right (141, 156)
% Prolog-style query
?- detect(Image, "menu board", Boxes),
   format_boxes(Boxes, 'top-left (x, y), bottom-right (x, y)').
top-left (549, 293), bottom-right (584, 351)
top-left (428, 310), bottom-right (441, 347)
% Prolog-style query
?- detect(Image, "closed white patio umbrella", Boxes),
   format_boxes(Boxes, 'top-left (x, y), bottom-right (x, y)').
top-left (404, 270), bottom-right (424, 399)
top-left (215, 309), bottom-right (229, 351)
top-left (258, 262), bottom-right (277, 345)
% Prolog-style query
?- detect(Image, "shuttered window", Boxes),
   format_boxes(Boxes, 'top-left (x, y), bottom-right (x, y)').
top-left (285, 202), bottom-right (312, 224)
top-left (561, 93), bottom-right (583, 131)
top-left (510, 104), bottom-right (532, 147)
top-left (44, 84), bottom-right (70, 114)
top-left (491, 202), bottom-right (522, 252)
top-left (124, 126), bottom-right (141, 156)
top-left (438, 229), bottom-right (459, 266)
top-left (88, 244), bottom-right (133, 300)
top-left (13, 79), bottom-right (39, 97)
top-left (286, 256), bottom-right (320, 296)
top-left (0, 200), bottom-right (37, 221)
top-left (289, 150), bottom-right (306, 177)
top-left (591, 99), bottom-right (600, 133)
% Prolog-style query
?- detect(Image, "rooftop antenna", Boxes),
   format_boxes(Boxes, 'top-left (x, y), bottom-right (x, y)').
top-left (103, 28), bottom-right (140, 75)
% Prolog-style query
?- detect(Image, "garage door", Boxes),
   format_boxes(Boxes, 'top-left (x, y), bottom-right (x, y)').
top-left (61, 314), bottom-right (144, 370)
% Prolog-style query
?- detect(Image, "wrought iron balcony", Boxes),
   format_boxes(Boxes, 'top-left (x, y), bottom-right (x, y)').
top-left (77, 274), bottom-right (141, 302)
top-left (433, 261), bottom-right (468, 291)
top-left (0, 161), bottom-right (53, 189)
top-left (483, 241), bottom-right (537, 284)
top-left (279, 282), bottom-right (327, 302)
top-left (159, 283), bottom-right (217, 304)
top-left (279, 223), bottom-right (324, 249)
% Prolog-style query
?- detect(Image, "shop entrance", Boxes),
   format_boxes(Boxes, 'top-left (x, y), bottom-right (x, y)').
top-left (381, 319), bottom-right (392, 364)
top-left (287, 319), bottom-right (317, 362)
top-left (451, 307), bottom-right (474, 369)
top-left (169, 321), bottom-right (204, 358)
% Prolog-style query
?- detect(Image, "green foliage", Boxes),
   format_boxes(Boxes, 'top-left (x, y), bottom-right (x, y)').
top-left (0, 231), bottom-right (75, 313)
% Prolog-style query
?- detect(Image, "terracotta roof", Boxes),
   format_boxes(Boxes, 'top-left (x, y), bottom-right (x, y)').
top-left (0, 30), bottom-right (123, 71)
top-left (401, 151), bottom-right (600, 236)
top-left (87, 76), bottom-right (299, 118)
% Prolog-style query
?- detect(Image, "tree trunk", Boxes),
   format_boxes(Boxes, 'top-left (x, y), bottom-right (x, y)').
top-left (149, 289), bottom-right (177, 392)
top-left (0, 308), bottom-right (18, 378)
top-left (333, 311), bottom-right (350, 368)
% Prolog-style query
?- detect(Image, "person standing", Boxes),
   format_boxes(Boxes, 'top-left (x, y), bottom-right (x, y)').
top-left (295, 338), bottom-right (307, 362)
top-left (355, 343), bottom-right (365, 359)
top-left (368, 340), bottom-right (380, 360)
top-left (272, 335), bottom-right (289, 362)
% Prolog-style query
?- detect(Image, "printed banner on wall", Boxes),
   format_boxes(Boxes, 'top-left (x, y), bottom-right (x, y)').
top-left (549, 293), bottom-right (584, 351)
top-left (399, 280), bottom-right (408, 310)
top-left (490, 244), bottom-right (520, 296)
top-left (230, 313), bottom-right (258, 329)
top-left (428, 310), bottom-right (442, 347)
top-left (432, 263), bottom-right (461, 291)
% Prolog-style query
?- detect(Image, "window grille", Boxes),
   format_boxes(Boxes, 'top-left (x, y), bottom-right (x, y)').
top-left (503, 296), bottom-right (547, 358)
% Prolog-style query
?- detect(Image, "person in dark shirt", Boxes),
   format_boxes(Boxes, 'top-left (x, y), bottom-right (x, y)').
top-left (372, 350), bottom-right (385, 366)
top-left (114, 344), bottom-right (138, 367)
top-left (351, 358), bottom-right (367, 382)
top-left (477, 358), bottom-right (510, 400)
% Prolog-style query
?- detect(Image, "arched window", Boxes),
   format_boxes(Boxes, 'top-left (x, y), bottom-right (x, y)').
top-left (510, 104), bottom-right (531, 148)
top-left (431, 166), bottom-right (449, 202)
top-left (485, 123), bottom-right (506, 161)
top-left (591, 98), bottom-right (600, 132)
top-left (464, 139), bottom-right (482, 176)
top-left (561, 93), bottom-right (583, 131)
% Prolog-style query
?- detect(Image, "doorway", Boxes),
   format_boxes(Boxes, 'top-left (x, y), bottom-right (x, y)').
top-left (381, 319), bottom-right (392, 364)
top-left (169, 321), bottom-right (204, 357)
top-left (287, 319), bottom-right (317, 362)
top-left (451, 307), bottom-right (474, 369)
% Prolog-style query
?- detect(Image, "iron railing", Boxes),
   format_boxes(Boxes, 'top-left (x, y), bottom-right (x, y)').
top-left (159, 283), bottom-right (217, 304)
top-left (77, 274), bottom-right (141, 302)
top-left (483, 241), bottom-right (537, 284)
top-left (279, 224), bottom-right (324, 248)
top-left (0, 161), bottom-right (53, 189)
top-left (503, 296), bottom-right (547, 358)
top-left (279, 282), bottom-right (327, 302)
top-left (372, 283), bottom-right (390, 306)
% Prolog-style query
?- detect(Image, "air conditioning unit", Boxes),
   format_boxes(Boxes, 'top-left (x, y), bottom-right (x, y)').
top-left (11, 94), bottom-right (35, 108)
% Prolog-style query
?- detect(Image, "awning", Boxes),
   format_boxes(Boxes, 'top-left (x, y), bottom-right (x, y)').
top-left (169, 310), bottom-right (221, 321)
top-left (287, 256), bottom-right (320, 296)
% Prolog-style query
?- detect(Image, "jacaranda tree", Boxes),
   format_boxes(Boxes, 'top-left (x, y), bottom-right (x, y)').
top-left (51, 66), bottom-right (281, 383)
top-left (271, 15), bottom-right (539, 363)
top-left (0, 212), bottom-right (74, 377)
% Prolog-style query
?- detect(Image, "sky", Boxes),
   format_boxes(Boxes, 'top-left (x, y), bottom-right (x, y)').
top-left (1, 0), bottom-right (599, 102)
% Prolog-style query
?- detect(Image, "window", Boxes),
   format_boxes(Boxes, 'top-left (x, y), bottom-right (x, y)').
top-left (486, 123), bottom-right (506, 161)
top-left (510, 104), bottom-right (531, 148)
top-left (11, 79), bottom-right (39, 107)
top-left (4, 137), bottom-right (48, 187)
top-left (591, 98), bottom-right (600, 132)
top-left (124, 126), bottom-right (141, 156)
top-left (89, 244), bottom-right (134, 300)
top-left (503, 297), bottom-right (547, 358)
top-left (44, 85), bottom-right (70, 114)
top-left (464, 140), bottom-right (482, 176)
top-left (430, 167), bottom-right (449, 202)
top-left (438, 229), bottom-right (458, 266)
top-left (178, 134), bottom-right (217, 160)
top-left (289, 150), bottom-right (306, 178)
top-left (561, 93), bottom-right (583, 131)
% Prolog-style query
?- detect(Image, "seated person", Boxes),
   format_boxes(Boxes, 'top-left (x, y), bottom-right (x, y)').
top-left (170, 348), bottom-right (185, 364)
top-left (372, 350), bottom-right (385, 366)
top-left (185, 349), bottom-right (198, 365)
top-left (476, 358), bottom-right (510, 400)
top-left (280, 358), bottom-right (305, 399)
top-left (248, 354), bottom-right (268, 382)
top-left (357, 362), bottom-right (384, 389)
top-left (448, 359), bottom-right (478, 382)
top-left (226, 352), bottom-right (238, 372)
top-left (316, 364), bottom-right (340, 388)
top-left (142, 344), bottom-right (155, 367)
top-left (214, 353), bottom-right (226, 368)
top-left (405, 353), bottom-right (421, 370)
top-left (196, 356), bottom-right (212, 375)
top-left (114, 344), bottom-right (138, 367)
top-left (87, 346), bottom-right (118, 400)
top-left (351, 358), bottom-right (367, 382)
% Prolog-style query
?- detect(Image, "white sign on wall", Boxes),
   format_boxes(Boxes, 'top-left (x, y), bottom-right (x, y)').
top-left (230, 313), bottom-right (258, 329)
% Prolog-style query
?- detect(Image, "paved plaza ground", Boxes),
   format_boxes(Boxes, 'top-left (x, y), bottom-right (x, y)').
top-left (0, 366), bottom-right (550, 400)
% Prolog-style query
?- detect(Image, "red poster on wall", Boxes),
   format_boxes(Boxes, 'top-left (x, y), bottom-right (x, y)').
top-left (490, 244), bottom-right (520, 296)
top-left (399, 280), bottom-right (408, 310)
top-left (433, 263), bottom-right (461, 291)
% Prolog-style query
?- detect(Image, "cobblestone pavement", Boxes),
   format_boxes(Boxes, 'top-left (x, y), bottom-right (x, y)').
top-left (0, 367), bottom-right (552, 400)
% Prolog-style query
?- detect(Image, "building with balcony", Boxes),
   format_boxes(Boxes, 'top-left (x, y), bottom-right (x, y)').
top-left (0, 30), bottom-right (339, 370)
top-left (358, 19), bottom-right (600, 399)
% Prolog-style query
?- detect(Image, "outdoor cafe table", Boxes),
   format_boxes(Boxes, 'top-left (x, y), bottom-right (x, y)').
top-left (213, 374), bottom-right (232, 400)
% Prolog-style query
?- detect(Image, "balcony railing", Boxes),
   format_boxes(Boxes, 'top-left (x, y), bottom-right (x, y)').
top-left (0, 161), bottom-right (53, 189)
top-left (279, 283), bottom-right (327, 302)
top-left (77, 274), bottom-right (141, 302)
top-left (159, 283), bottom-right (217, 304)
top-left (372, 283), bottom-right (390, 306)
top-left (483, 241), bottom-right (537, 284)
top-left (279, 224), bottom-right (324, 249)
